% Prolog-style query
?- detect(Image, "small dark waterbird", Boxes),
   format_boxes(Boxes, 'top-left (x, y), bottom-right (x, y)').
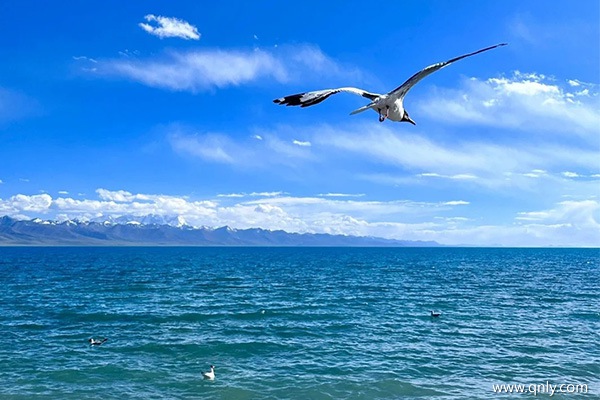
top-left (88, 338), bottom-right (108, 346)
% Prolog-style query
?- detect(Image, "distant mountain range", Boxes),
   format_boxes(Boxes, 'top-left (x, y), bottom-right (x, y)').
top-left (0, 215), bottom-right (440, 247)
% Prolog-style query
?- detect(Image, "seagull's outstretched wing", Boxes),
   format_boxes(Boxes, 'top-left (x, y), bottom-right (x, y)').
top-left (388, 43), bottom-right (507, 101)
top-left (273, 87), bottom-right (380, 108)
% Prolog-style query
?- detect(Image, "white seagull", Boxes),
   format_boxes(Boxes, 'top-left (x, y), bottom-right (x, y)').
top-left (202, 365), bottom-right (215, 380)
top-left (274, 43), bottom-right (507, 123)
top-left (88, 338), bottom-right (108, 346)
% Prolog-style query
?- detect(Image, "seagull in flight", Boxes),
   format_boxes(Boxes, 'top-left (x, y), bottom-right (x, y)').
top-left (274, 43), bottom-right (507, 123)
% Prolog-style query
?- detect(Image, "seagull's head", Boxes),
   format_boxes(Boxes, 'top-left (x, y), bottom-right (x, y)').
top-left (401, 111), bottom-right (416, 125)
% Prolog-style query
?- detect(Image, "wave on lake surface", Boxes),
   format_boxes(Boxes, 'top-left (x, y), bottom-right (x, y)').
top-left (1, 247), bottom-right (598, 399)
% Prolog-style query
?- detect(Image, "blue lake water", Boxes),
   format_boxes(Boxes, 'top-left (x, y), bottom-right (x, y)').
top-left (0, 247), bottom-right (598, 399)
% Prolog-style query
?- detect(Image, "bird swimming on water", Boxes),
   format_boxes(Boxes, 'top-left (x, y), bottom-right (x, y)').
top-left (88, 338), bottom-right (108, 346)
top-left (274, 43), bottom-right (507, 123)
top-left (430, 311), bottom-right (441, 317)
top-left (202, 365), bottom-right (215, 380)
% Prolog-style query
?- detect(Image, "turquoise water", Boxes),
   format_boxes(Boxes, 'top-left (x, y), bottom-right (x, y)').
top-left (1, 247), bottom-right (598, 399)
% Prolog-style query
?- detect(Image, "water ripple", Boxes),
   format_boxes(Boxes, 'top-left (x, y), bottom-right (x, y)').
top-left (0, 247), bottom-right (598, 399)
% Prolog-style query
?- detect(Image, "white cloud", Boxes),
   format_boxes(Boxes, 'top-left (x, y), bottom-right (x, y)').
top-left (292, 140), bottom-right (311, 147)
top-left (72, 56), bottom-right (97, 63)
top-left (217, 191), bottom-right (285, 198)
top-left (416, 71), bottom-right (600, 140)
top-left (98, 44), bottom-right (360, 93)
top-left (318, 193), bottom-right (365, 198)
top-left (163, 118), bottom-right (598, 197)
top-left (1, 190), bottom-right (598, 246)
top-left (516, 199), bottom-right (599, 223)
top-left (315, 122), bottom-right (599, 188)
top-left (104, 49), bottom-right (286, 92)
top-left (0, 194), bottom-right (52, 214)
top-left (139, 14), bottom-right (200, 40)
top-left (250, 191), bottom-right (285, 197)
top-left (522, 169), bottom-right (547, 178)
top-left (443, 200), bottom-right (469, 206)
top-left (319, 126), bottom-right (510, 175)
top-left (217, 193), bottom-right (246, 198)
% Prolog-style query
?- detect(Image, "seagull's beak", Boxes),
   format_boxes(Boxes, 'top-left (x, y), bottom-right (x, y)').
top-left (406, 116), bottom-right (416, 125)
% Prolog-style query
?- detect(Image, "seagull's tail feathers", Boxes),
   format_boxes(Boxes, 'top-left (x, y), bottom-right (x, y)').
top-left (350, 102), bottom-right (375, 115)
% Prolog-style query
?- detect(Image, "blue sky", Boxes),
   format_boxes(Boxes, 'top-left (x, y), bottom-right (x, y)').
top-left (1, 1), bottom-right (598, 246)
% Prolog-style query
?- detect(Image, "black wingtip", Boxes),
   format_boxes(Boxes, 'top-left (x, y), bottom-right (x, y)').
top-left (273, 93), bottom-right (305, 107)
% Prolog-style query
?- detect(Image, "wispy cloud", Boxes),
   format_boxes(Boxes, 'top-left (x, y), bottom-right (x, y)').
top-left (508, 14), bottom-right (537, 44)
top-left (217, 191), bottom-right (285, 198)
top-left (443, 200), bottom-right (469, 206)
top-left (417, 173), bottom-right (478, 181)
top-left (0, 87), bottom-right (40, 122)
top-left (292, 140), bottom-right (311, 147)
top-left (318, 193), bottom-right (365, 198)
top-left (72, 56), bottom-right (97, 63)
top-left (165, 115), bottom-right (598, 195)
top-left (251, 191), bottom-right (285, 197)
top-left (522, 169), bottom-right (547, 178)
top-left (516, 199), bottom-right (599, 223)
top-left (217, 193), bottom-right (246, 198)
top-left (139, 14), bottom-right (200, 40)
top-left (97, 44), bottom-right (362, 93)
top-left (168, 128), bottom-right (314, 167)
top-left (169, 133), bottom-right (240, 164)
top-left (507, 12), bottom-right (599, 49)
top-left (315, 123), bottom-right (599, 186)
top-left (103, 49), bottom-right (286, 92)
top-left (415, 71), bottom-right (600, 139)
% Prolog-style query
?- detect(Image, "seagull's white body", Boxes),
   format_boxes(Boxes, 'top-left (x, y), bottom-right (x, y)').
top-left (202, 365), bottom-right (215, 380)
top-left (274, 43), bottom-right (507, 123)
top-left (89, 338), bottom-right (108, 346)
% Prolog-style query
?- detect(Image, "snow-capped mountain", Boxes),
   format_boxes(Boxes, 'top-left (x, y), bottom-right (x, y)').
top-left (87, 214), bottom-right (189, 227)
top-left (0, 215), bottom-right (440, 247)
